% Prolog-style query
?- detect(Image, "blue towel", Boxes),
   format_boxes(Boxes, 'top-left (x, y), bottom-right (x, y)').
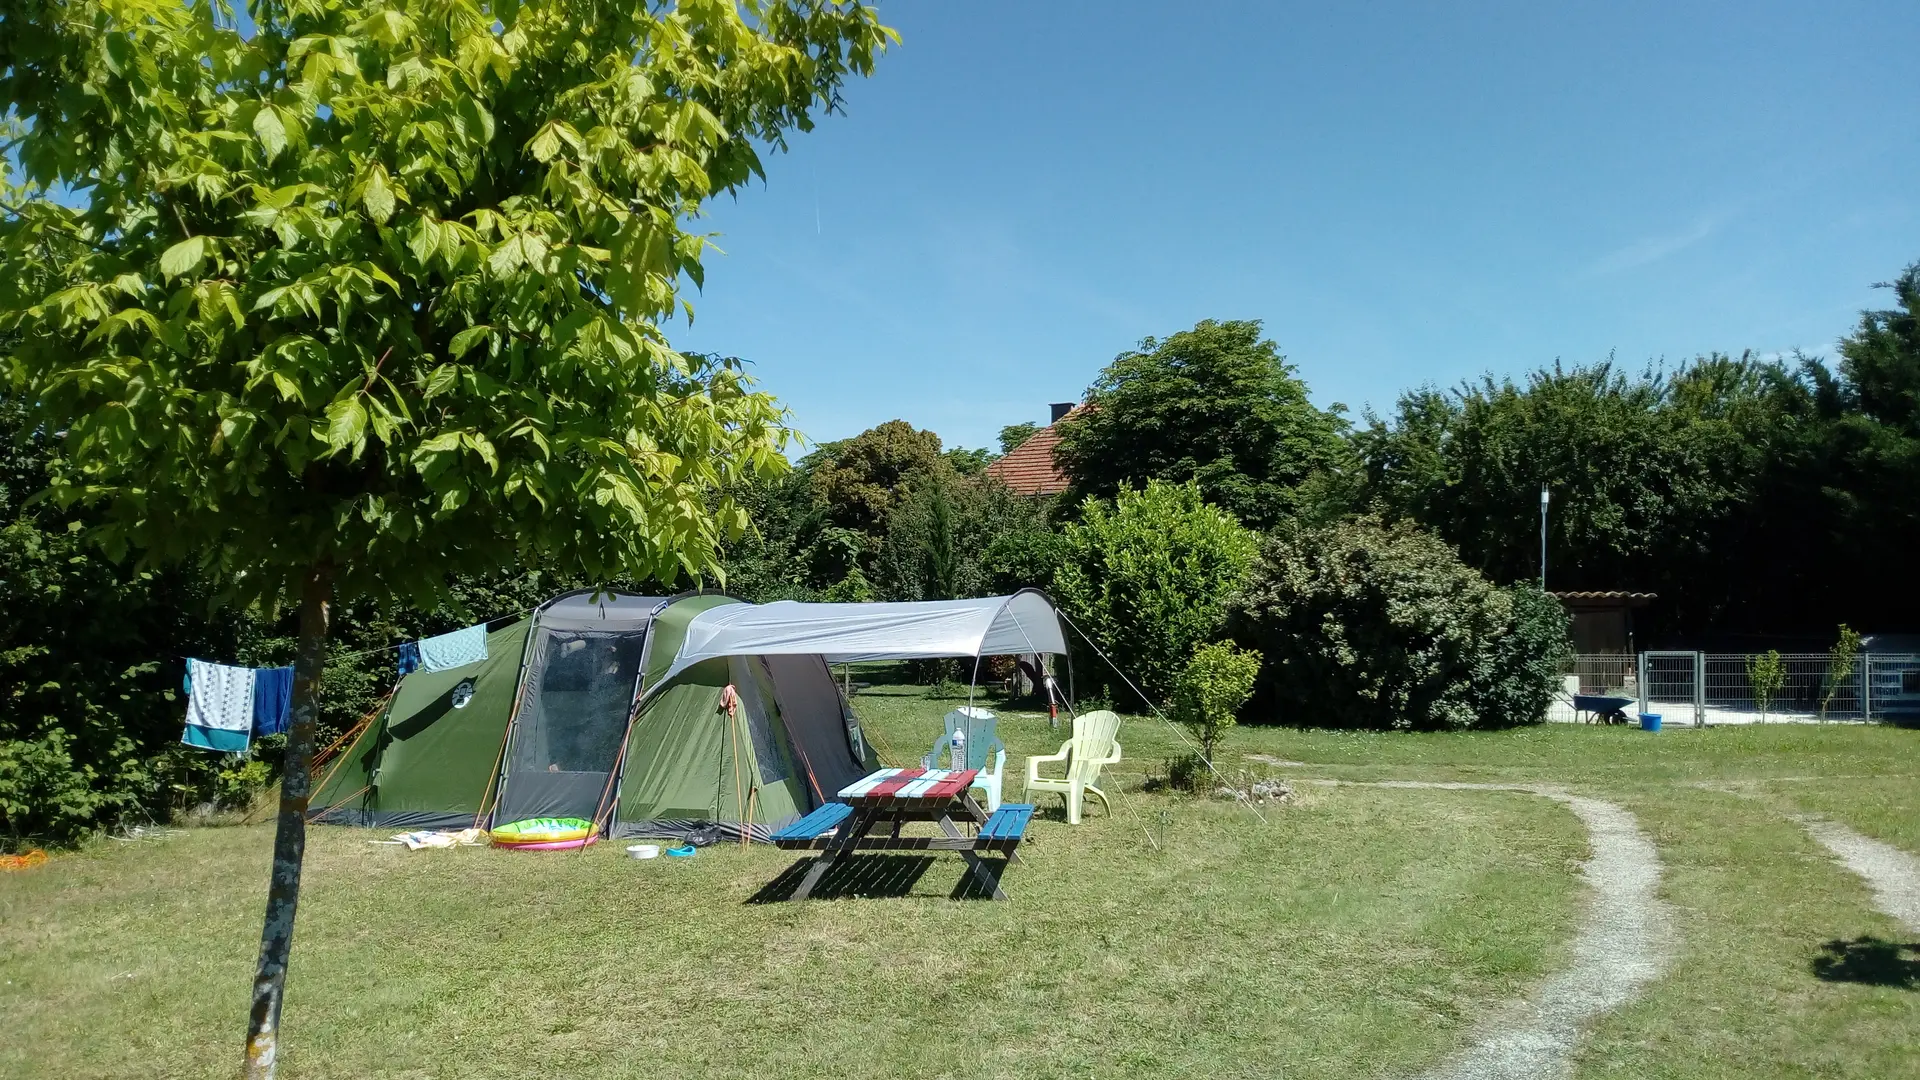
top-left (396, 642), bottom-right (422, 677)
top-left (416, 623), bottom-right (488, 672)
top-left (252, 666), bottom-right (294, 737)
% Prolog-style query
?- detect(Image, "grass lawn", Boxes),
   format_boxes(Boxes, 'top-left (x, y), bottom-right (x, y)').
top-left (3, 680), bottom-right (1917, 1079)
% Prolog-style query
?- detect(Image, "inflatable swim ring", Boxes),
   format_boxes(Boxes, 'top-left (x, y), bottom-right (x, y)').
top-left (498, 834), bottom-right (599, 852)
top-left (490, 817), bottom-right (596, 846)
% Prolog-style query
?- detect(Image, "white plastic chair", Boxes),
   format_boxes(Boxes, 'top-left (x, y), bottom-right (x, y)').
top-left (1023, 710), bottom-right (1122, 824)
top-left (922, 706), bottom-right (1006, 812)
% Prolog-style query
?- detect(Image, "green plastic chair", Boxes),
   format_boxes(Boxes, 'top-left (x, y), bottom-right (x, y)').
top-left (1023, 710), bottom-right (1122, 824)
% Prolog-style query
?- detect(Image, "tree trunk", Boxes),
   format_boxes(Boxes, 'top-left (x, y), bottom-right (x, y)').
top-left (243, 563), bottom-right (334, 1080)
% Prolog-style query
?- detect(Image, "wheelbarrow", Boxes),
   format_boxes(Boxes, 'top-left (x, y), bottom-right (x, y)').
top-left (1572, 694), bottom-right (1636, 725)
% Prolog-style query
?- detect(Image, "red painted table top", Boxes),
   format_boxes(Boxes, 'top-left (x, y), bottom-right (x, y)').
top-left (836, 767), bottom-right (979, 804)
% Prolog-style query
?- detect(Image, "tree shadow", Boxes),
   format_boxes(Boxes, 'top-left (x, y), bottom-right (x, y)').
top-left (746, 855), bottom-right (935, 903)
top-left (1811, 937), bottom-right (1920, 989)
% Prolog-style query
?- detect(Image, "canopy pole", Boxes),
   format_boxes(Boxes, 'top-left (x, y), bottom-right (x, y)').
top-left (965, 651), bottom-right (984, 715)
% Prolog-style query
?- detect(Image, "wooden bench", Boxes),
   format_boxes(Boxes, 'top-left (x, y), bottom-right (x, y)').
top-left (974, 803), bottom-right (1034, 854)
top-left (770, 801), bottom-right (854, 850)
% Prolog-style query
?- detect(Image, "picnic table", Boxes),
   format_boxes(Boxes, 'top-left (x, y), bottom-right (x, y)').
top-left (771, 767), bottom-right (1033, 901)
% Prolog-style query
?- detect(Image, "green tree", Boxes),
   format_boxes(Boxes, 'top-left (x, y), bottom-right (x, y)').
top-left (944, 445), bottom-right (994, 476)
top-left (876, 470), bottom-right (1057, 603)
top-left (1358, 356), bottom-right (1821, 636)
top-left (1820, 624), bottom-right (1864, 721)
top-left (998, 420), bottom-right (1040, 454)
top-left (811, 419), bottom-right (949, 537)
top-left (1747, 649), bottom-right (1786, 721)
top-left (1169, 641), bottom-right (1261, 767)
top-left (1055, 319), bottom-right (1350, 529)
top-left (1053, 480), bottom-right (1257, 710)
top-left (1813, 262), bottom-right (1920, 629)
top-left (0, 2), bottom-right (893, 1073)
top-left (1840, 262), bottom-right (1920, 435)
top-left (0, 397), bottom-right (246, 848)
top-left (1227, 517), bottom-right (1572, 731)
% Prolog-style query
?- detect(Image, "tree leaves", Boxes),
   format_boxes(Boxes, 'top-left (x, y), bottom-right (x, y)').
top-left (361, 165), bottom-right (396, 225)
top-left (325, 398), bottom-right (369, 459)
top-left (158, 236), bottom-right (207, 281)
top-left (2, 0), bottom-right (892, 613)
top-left (253, 107), bottom-right (288, 163)
top-left (448, 325), bottom-right (491, 359)
top-left (1056, 319), bottom-right (1349, 530)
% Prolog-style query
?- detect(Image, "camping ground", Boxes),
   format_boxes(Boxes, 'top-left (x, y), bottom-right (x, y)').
top-left (4, 681), bottom-right (1917, 1079)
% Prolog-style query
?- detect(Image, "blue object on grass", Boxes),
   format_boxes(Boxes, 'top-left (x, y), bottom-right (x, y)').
top-left (665, 844), bottom-right (698, 857)
top-left (1639, 713), bottom-right (1662, 732)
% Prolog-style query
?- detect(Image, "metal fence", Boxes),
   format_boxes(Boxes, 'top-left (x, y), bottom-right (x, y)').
top-left (1550, 652), bottom-right (1920, 726)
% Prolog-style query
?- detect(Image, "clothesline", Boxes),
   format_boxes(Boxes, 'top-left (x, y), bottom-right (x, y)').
top-left (170, 605), bottom-right (534, 666)
top-left (331, 606), bottom-right (533, 663)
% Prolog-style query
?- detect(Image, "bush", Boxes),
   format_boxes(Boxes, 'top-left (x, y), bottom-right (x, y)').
top-left (823, 566), bottom-right (876, 603)
top-left (1162, 752), bottom-right (1209, 793)
top-left (1169, 642), bottom-right (1262, 763)
top-left (1054, 480), bottom-right (1257, 711)
top-left (1227, 517), bottom-right (1572, 730)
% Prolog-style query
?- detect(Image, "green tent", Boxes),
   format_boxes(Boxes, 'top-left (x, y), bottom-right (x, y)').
top-left (612, 594), bottom-right (874, 839)
top-left (313, 589), bottom-right (1066, 840)
top-left (311, 589), bottom-right (872, 839)
top-left (310, 618), bottom-right (530, 830)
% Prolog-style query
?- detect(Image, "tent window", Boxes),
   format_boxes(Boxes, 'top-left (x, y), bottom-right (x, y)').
top-left (510, 630), bottom-right (644, 774)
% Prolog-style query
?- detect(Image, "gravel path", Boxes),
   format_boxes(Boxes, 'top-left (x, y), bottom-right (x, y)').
top-left (1307, 780), bottom-right (1674, 1080)
top-left (1797, 817), bottom-right (1920, 932)
top-left (1693, 780), bottom-right (1920, 932)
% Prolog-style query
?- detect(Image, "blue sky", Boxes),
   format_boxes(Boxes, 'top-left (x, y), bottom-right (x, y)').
top-left (671, 1), bottom-right (1919, 453)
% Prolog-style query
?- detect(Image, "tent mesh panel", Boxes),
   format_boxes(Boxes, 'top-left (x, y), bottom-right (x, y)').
top-left (496, 629), bottom-right (646, 822)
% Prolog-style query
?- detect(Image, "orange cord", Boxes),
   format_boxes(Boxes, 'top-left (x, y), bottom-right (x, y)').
top-left (304, 784), bottom-right (370, 823)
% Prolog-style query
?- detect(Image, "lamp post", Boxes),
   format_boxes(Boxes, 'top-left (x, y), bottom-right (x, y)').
top-left (1539, 485), bottom-right (1550, 590)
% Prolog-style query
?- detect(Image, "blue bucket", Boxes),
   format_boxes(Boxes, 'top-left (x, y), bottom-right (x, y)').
top-left (1638, 713), bottom-right (1662, 732)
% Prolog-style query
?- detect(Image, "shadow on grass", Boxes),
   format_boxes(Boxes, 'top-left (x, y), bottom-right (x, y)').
top-left (1812, 937), bottom-right (1920, 989)
top-left (746, 854), bottom-right (1012, 903)
top-left (747, 855), bottom-right (936, 902)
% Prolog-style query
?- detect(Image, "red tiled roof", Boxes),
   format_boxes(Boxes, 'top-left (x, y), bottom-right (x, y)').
top-left (985, 406), bottom-right (1084, 496)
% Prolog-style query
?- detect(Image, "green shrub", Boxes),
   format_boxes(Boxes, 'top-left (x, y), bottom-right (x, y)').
top-left (0, 730), bottom-right (126, 850)
top-left (1748, 650), bottom-right (1786, 720)
top-left (1169, 641), bottom-right (1262, 763)
top-left (1162, 752), bottom-right (1209, 793)
top-left (1820, 624), bottom-right (1864, 720)
top-left (215, 758), bottom-right (275, 810)
top-left (1227, 517), bottom-right (1571, 731)
top-left (1054, 480), bottom-right (1257, 710)
top-left (823, 566), bottom-right (876, 603)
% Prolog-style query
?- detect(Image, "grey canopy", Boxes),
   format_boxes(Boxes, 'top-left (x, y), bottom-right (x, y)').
top-left (657, 591), bottom-right (1068, 685)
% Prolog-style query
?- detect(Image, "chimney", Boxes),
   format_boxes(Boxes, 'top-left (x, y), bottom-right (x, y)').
top-left (1049, 402), bottom-right (1074, 424)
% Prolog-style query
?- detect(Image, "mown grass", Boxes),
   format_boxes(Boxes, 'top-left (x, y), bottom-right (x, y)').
top-left (3, 682), bottom-right (1916, 1079)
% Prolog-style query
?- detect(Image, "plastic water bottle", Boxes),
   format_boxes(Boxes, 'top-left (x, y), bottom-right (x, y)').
top-left (950, 728), bottom-right (966, 771)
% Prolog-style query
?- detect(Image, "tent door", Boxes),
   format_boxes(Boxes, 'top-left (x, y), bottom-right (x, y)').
top-left (494, 628), bottom-right (646, 824)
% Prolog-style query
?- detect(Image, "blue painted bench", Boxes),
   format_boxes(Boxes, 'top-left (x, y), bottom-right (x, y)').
top-left (974, 803), bottom-right (1034, 854)
top-left (771, 801), bottom-right (854, 850)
